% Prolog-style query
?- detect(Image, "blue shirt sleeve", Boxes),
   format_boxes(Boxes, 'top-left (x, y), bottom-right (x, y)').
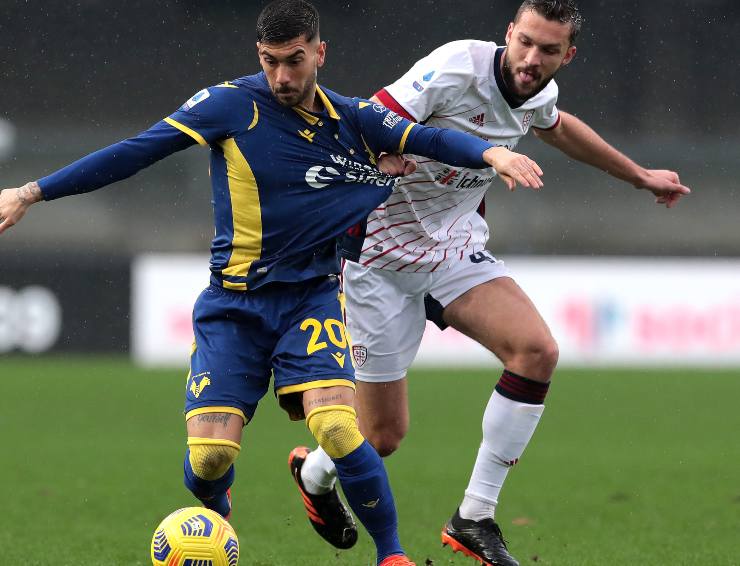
top-left (354, 98), bottom-right (494, 168)
top-left (38, 121), bottom-right (196, 200)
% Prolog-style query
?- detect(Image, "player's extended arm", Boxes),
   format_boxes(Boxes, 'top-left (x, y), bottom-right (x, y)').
top-left (403, 125), bottom-right (544, 190)
top-left (0, 122), bottom-right (196, 234)
top-left (534, 110), bottom-right (691, 208)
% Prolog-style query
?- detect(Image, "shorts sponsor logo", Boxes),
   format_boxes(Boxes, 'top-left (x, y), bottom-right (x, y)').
top-left (352, 344), bottom-right (367, 367)
top-left (412, 81), bottom-right (424, 92)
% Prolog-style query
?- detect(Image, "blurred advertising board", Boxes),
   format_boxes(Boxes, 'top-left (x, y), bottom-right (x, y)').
top-left (0, 254), bottom-right (129, 354)
top-left (132, 255), bottom-right (740, 367)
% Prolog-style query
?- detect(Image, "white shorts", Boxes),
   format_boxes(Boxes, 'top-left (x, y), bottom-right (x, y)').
top-left (344, 251), bottom-right (510, 382)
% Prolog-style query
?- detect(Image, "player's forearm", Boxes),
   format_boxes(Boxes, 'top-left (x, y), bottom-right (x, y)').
top-left (537, 112), bottom-right (647, 187)
top-left (39, 121), bottom-right (196, 200)
top-left (405, 125), bottom-right (493, 169)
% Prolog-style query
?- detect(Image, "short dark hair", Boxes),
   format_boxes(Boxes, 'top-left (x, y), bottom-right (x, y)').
top-left (256, 0), bottom-right (320, 44)
top-left (514, 0), bottom-right (583, 44)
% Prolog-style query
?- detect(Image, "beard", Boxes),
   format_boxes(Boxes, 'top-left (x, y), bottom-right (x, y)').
top-left (501, 50), bottom-right (557, 102)
top-left (272, 72), bottom-right (317, 109)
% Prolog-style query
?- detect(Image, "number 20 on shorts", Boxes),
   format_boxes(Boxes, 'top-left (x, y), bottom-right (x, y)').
top-left (300, 318), bottom-right (348, 355)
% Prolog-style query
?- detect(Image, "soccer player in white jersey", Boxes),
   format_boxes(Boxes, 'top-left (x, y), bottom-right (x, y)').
top-left (290, 1), bottom-right (691, 564)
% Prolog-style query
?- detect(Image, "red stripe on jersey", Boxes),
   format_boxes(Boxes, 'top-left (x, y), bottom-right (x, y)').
top-left (374, 89), bottom-right (417, 122)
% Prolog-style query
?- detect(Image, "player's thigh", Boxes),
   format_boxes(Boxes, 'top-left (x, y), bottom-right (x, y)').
top-left (431, 252), bottom-right (555, 361)
top-left (185, 285), bottom-right (274, 440)
top-left (343, 261), bottom-right (430, 381)
top-left (272, 276), bottom-right (357, 421)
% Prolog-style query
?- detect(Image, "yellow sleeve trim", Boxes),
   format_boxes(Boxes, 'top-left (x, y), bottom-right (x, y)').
top-left (185, 406), bottom-right (248, 425)
top-left (164, 117), bottom-right (208, 146)
top-left (276, 379), bottom-right (355, 397)
top-left (398, 122), bottom-right (415, 153)
top-left (222, 280), bottom-right (247, 291)
top-left (248, 101), bottom-right (259, 130)
top-left (187, 437), bottom-right (241, 450)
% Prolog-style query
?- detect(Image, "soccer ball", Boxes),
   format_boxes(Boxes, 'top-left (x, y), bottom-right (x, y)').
top-left (151, 507), bottom-right (239, 566)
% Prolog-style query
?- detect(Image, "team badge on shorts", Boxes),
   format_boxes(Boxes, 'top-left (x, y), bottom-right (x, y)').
top-left (352, 345), bottom-right (368, 367)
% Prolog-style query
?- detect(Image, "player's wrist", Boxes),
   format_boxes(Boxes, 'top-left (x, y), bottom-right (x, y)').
top-left (17, 181), bottom-right (43, 205)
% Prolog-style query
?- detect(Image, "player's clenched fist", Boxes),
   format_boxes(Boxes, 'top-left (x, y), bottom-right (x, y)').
top-left (482, 146), bottom-right (544, 191)
top-left (0, 181), bottom-right (43, 235)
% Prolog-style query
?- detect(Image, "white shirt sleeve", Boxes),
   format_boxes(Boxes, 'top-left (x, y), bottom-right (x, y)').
top-left (383, 41), bottom-right (479, 123)
top-left (532, 82), bottom-right (560, 129)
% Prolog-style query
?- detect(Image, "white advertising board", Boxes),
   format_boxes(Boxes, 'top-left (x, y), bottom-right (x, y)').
top-left (132, 255), bottom-right (740, 367)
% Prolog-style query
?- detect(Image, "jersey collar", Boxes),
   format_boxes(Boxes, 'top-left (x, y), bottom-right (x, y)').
top-left (292, 85), bottom-right (341, 125)
top-left (494, 46), bottom-right (526, 109)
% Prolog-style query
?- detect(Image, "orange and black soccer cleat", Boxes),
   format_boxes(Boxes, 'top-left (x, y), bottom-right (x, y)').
top-left (378, 554), bottom-right (416, 566)
top-left (441, 508), bottom-right (520, 566)
top-left (288, 446), bottom-right (358, 549)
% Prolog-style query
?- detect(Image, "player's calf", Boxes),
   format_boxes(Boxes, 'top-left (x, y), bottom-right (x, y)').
top-left (183, 437), bottom-right (240, 519)
top-left (307, 404), bottom-right (408, 564)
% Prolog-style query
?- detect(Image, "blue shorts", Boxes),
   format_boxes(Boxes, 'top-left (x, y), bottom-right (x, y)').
top-left (185, 276), bottom-right (354, 423)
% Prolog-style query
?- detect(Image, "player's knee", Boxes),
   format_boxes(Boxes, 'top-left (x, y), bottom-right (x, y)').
top-left (187, 438), bottom-right (241, 480)
top-left (363, 423), bottom-right (407, 457)
top-left (510, 335), bottom-right (559, 377)
top-left (306, 405), bottom-right (365, 459)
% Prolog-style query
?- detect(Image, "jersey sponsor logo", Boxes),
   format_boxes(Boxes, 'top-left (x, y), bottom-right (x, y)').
top-left (352, 344), bottom-right (367, 367)
top-left (422, 71), bottom-right (435, 81)
top-left (469, 113), bottom-right (485, 127)
top-left (305, 165), bottom-right (340, 188)
top-left (298, 128), bottom-right (316, 143)
top-left (382, 111), bottom-right (403, 129)
top-left (181, 88), bottom-right (210, 110)
top-left (434, 167), bottom-right (495, 189)
top-left (327, 154), bottom-right (399, 187)
top-left (189, 372), bottom-right (212, 398)
top-left (435, 167), bottom-right (461, 185)
top-left (412, 81), bottom-right (424, 92)
top-left (522, 109), bottom-right (535, 130)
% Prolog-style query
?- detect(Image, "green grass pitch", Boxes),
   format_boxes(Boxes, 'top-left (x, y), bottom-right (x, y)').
top-left (2, 357), bottom-right (739, 565)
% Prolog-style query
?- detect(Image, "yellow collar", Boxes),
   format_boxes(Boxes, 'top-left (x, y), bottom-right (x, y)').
top-left (292, 85), bottom-right (341, 124)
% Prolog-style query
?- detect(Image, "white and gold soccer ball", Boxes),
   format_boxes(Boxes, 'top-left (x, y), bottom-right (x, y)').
top-left (151, 507), bottom-right (239, 566)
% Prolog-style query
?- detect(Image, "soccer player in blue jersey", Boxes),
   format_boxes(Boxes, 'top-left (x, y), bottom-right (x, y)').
top-left (0, 1), bottom-right (546, 564)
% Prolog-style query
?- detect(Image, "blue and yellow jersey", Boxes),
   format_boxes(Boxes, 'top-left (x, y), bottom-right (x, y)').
top-left (163, 73), bottom-right (419, 290)
top-left (38, 72), bottom-right (495, 291)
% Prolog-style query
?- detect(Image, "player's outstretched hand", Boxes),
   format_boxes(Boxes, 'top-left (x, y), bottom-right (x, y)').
top-left (636, 169), bottom-right (691, 209)
top-left (0, 182), bottom-right (43, 235)
top-left (483, 146), bottom-right (544, 191)
top-left (377, 153), bottom-right (417, 177)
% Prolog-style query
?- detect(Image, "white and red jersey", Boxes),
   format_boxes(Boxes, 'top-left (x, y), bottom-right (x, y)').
top-left (360, 40), bottom-right (560, 272)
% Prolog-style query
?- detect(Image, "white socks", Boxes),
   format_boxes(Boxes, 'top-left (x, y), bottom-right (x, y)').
top-left (301, 446), bottom-right (338, 495)
top-left (459, 390), bottom-right (545, 521)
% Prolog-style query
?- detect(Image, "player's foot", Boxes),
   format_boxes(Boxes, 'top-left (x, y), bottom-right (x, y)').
top-left (201, 487), bottom-right (232, 520)
top-left (378, 554), bottom-right (416, 566)
top-left (223, 488), bottom-right (232, 521)
top-left (288, 446), bottom-right (358, 549)
top-left (441, 508), bottom-right (520, 566)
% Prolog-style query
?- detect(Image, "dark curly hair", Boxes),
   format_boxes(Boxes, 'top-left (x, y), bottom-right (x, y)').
top-left (256, 0), bottom-right (319, 44)
top-left (515, 0), bottom-right (583, 44)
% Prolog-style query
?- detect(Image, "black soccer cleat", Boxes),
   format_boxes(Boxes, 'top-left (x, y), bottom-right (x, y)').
top-left (441, 508), bottom-right (520, 566)
top-left (288, 446), bottom-right (358, 549)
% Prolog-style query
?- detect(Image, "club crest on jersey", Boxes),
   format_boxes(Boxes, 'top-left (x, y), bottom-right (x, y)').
top-left (189, 372), bottom-right (212, 399)
top-left (352, 345), bottom-right (367, 367)
top-left (522, 110), bottom-right (535, 130)
top-left (412, 81), bottom-right (424, 92)
top-left (181, 88), bottom-right (211, 110)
